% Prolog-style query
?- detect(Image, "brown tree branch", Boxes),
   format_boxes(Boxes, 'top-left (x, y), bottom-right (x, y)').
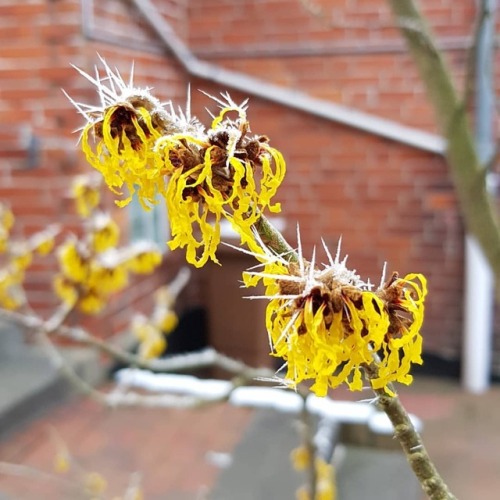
top-left (253, 214), bottom-right (298, 262)
top-left (363, 363), bottom-right (456, 500)
top-left (386, 0), bottom-right (500, 288)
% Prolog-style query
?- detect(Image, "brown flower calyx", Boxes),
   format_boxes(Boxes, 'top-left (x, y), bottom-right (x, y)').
top-left (90, 102), bottom-right (154, 152)
top-left (376, 272), bottom-right (414, 340)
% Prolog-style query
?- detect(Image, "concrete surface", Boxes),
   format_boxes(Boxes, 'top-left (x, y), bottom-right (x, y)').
top-left (0, 319), bottom-right (104, 438)
top-left (212, 409), bottom-right (420, 500)
top-left (1, 317), bottom-right (499, 500)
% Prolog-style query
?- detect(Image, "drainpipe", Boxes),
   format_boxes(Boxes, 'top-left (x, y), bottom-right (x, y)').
top-left (462, 0), bottom-right (496, 393)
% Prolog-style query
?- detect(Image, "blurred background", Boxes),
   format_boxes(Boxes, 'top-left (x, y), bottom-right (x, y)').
top-left (1, 0), bottom-right (500, 499)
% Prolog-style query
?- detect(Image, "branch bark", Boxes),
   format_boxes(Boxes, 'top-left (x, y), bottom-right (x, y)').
top-left (363, 363), bottom-right (456, 500)
top-left (386, 0), bottom-right (500, 287)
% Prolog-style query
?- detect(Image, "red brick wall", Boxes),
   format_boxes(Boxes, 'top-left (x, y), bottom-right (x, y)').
top-left (183, 0), bottom-right (487, 359)
top-left (1, 0), bottom-right (496, 364)
top-left (187, 0), bottom-right (479, 133)
top-left (0, 0), bottom-right (189, 336)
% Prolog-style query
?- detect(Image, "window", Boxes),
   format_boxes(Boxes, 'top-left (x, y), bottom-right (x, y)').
top-left (128, 195), bottom-right (169, 249)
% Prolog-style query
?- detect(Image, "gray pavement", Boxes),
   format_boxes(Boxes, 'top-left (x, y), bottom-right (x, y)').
top-left (0, 321), bottom-right (443, 499)
top-left (213, 408), bottom-right (420, 500)
top-left (0, 319), bottom-right (103, 438)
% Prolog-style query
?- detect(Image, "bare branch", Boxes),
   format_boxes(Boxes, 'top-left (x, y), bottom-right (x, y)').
top-left (253, 213), bottom-right (298, 263)
top-left (0, 462), bottom-right (76, 489)
top-left (299, 392), bottom-right (317, 499)
top-left (363, 362), bottom-right (456, 500)
top-left (386, 0), bottom-right (500, 288)
top-left (0, 307), bottom-right (274, 378)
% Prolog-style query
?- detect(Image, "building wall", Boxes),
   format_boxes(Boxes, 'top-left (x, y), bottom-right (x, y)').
top-left (186, 0), bottom-right (476, 359)
top-left (187, 0), bottom-right (478, 133)
top-left (0, 0), bottom-right (496, 365)
top-left (0, 0), bottom-right (190, 337)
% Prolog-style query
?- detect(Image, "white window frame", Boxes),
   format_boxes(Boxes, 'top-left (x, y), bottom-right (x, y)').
top-left (128, 194), bottom-right (169, 250)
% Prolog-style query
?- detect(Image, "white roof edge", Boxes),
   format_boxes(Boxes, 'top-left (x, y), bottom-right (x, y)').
top-left (132, 0), bottom-right (446, 155)
top-left (191, 61), bottom-right (446, 154)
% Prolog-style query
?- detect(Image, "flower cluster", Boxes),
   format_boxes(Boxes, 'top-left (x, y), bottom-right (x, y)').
top-left (53, 176), bottom-right (163, 314)
top-left (71, 59), bottom-right (429, 398)
top-left (70, 59), bottom-right (286, 267)
top-left (244, 234), bottom-right (426, 396)
top-left (0, 203), bottom-right (58, 310)
top-left (131, 285), bottom-right (180, 360)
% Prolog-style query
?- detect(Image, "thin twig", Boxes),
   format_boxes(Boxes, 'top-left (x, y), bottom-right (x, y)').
top-left (35, 304), bottom-right (108, 405)
top-left (0, 462), bottom-right (77, 490)
top-left (299, 391), bottom-right (317, 499)
top-left (0, 308), bottom-right (273, 377)
top-left (363, 363), bottom-right (456, 500)
top-left (253, 213), bottom-right (298, 262)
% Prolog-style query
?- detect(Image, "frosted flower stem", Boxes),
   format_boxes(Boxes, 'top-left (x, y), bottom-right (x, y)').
top-left (253, 214), bottom-right (298, 262)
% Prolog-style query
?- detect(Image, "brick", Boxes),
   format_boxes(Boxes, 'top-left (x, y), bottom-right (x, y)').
top-left (0, 0), bottom-right (494, 363)
top-left (0, 3), bottom-right (47, 17)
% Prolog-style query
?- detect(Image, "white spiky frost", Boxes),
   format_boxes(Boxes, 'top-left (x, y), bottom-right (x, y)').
top-left (243, 225), bottom-right (374, 306)
top-left (64, 55), bottom-right (204, 138)
top-left (203, 91), bottom-right (251, 171)
top-left (229, 226), bottom-right (378, 358)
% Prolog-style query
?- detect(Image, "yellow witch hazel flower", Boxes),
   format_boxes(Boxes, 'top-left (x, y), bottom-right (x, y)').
top-left (131, 284), bottom-right (180, 360)
top-left (71, 174), bottom-right (101, 218)
top-left (54, 177), bottom-right (164, 314)
top-left (156, 92), bottom-right (286, 266)
top-left (243, 229), bottom-right (427, 397)
top-left (0, 204), bottom-right (15, 253)
top-left (0, 206), bottom-right (59, 310)
top-left (69, 58), bottom-right (286, 267)
top-left (291, 446), bottom-right (337, 500)
top-left (125, 241), bottom-right (163, 274)
top-left (132, 315), bottom-right (167, 360)
top-left (54, 237), bottom-right (162, 314)
top-left (88, 212), bottom-right (120, 252)
top-left (67, 58), bottom-right (172, 209)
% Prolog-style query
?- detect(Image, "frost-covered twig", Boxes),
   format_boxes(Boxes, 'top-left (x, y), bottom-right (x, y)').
top-left (299, 392), bottom-right (317, 499)
top-left (112, 369), bottom-right (421, 429)
top-left (0, 306), bottom-right (273, 378)
top-left (0, 462), bottom-right (76, 489)
top-left (363, 361), bottom-right (455, 500)
top-left (35, 303), bottom-right (108, 405)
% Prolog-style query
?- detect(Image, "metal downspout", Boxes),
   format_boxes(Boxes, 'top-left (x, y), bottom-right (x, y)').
top-left (462, 0), bottom-right (496, 393)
